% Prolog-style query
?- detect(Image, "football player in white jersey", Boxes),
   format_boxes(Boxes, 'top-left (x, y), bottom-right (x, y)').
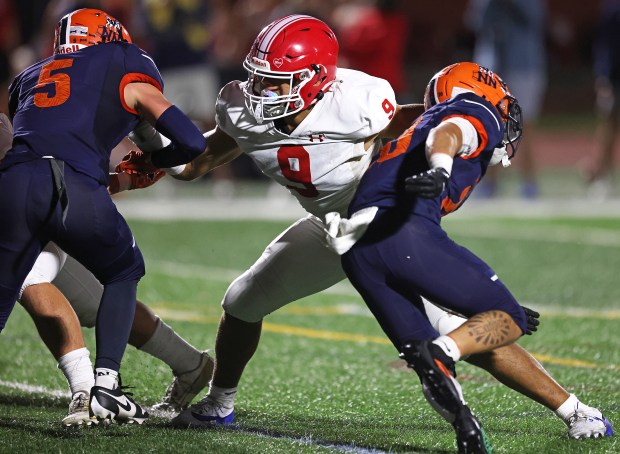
top-left (117, 15), bottom-right (610, 439)
top-left (0, 114), bottom-right (212, 426)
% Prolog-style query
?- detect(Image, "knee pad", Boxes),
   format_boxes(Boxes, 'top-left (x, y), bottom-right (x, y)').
top-left (19, 242), bottom-right (67, 301)
top-left (221, 270), bottom-right (266, 323)
top-left (422, 298), bottom-right (467, 335)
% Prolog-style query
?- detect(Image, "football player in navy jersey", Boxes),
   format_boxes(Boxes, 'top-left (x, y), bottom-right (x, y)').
top-left (115, 16), bottom-right (612, 441)
top-left (0, 8), bottom-right (207, 424)
top-left (325, 62), bottom-right (611, 452)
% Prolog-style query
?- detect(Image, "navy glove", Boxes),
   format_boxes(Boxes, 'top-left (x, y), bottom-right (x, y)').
top-left (405, 167), bottom-right (450, 198)
top-left (522, 305), bottom-right (540, 335)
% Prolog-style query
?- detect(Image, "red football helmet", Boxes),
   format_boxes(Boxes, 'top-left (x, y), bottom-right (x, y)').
top-left (53, 8), bottom-right (132, 55)
top-left (243, 15), bottom-right (339, 122)
top-left (424, 62), bottom-right (523, 158)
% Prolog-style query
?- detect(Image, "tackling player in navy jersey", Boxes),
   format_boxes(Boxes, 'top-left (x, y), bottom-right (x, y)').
top-left (0, 8), bottom-right (207, 424)
top-left (326, 62), bottom-right (611, 452)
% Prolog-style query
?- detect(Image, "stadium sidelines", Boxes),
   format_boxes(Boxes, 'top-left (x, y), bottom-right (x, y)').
top-left (147, 259), bottom-right (620, 318)
top-left (115, 193), bottom-right (620, 221)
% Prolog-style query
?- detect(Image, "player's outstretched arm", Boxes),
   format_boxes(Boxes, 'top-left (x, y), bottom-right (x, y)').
top-left (124, 82), bottom-right (207, 168)
top-left (172, 127), bottom-right (242, 181)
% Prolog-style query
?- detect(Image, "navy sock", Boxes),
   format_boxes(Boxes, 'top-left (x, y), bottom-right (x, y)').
top-left (95, 280), bottom-right (138, 371)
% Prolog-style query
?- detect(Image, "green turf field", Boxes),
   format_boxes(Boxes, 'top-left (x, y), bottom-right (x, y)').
top-left (0, 217), bottom-right (618, 453)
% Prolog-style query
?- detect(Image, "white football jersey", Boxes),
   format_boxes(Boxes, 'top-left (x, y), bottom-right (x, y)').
top-left (216, 68), bottom-right (396, 218)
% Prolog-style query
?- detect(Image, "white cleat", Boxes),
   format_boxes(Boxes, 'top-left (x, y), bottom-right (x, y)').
top-left (151, 351), bottom-right (215, 414)
top-left (62, 391), bottom-right (96, 426)
top-left (567, 404), bottom-right (614, 439)
top-left (171, 395), bottom-right (234, 428)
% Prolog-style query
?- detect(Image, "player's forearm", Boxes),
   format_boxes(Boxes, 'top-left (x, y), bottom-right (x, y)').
top-left (380, 103), bottom-right (424, 139)
top-left (425, 122), bottom-right (463, 176)
top-left (149, 106), bottom-right (208, 168)
top-left (172, 147), bottom-right (242, 181)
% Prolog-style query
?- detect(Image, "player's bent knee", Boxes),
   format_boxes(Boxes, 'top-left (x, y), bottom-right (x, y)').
top-left (221, 275), bottom-right (268, 323)
top-left (497, 305), bottom-right (528, 337)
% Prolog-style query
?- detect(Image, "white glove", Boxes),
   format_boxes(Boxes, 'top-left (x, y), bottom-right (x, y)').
top-left (324, 206), bottom-right (378, 255)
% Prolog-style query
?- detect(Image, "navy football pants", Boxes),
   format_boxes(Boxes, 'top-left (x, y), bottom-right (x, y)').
top-left (0, 159), bottom-right (145, 370)
top-left (342, 213), bottom-right (527, 350)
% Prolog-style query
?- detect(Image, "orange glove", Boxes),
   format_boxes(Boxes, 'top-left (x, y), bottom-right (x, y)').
top-left (108, 170), bottom-right (165, 194)
top-left (114, 149), bottom-right (159, 174)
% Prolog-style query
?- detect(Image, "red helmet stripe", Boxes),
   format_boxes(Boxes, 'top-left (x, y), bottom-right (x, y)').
top-left (255, 14), bottom-right (313, 59)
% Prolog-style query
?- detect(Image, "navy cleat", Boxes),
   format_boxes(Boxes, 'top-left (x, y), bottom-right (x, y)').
top-left (401, 341), bottom-right (491, 454)
top-left (89, 384), bottom-right (149, 425)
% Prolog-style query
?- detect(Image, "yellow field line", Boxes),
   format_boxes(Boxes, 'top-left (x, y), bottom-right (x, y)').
top-left (262, 321), bottom-right (390, 344)
top-left (154, 305), bottom-right (618, 372)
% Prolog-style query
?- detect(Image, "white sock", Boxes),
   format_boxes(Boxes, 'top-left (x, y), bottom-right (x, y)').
top-left (139, 318), bottom-right (202, 375)
top-left (57, 348), bottom-right (95, 396)
top-left (208, 384), bottom-right (237, 409)
top-left (555, 394), bottom-right (581, 422)
top-left (94, 368), bottom-right (119, 390)
top-left (432, 335), bottom-right (461, 362)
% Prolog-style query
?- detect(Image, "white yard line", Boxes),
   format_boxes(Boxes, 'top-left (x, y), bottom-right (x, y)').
top-left (116, 195), bottom-right (620, 221)
top-left (0, 380), bottom-right (68, 398)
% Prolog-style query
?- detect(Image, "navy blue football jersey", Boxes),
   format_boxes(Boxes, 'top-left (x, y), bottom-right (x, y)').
top-left (348, 92), bottom-right (504, 222)
top-left (4, 42), bottom-right (163, 184)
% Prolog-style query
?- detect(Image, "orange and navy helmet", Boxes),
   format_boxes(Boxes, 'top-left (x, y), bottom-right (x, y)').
top-left (53, 8), bottom-right (132, 55)
top-left (424, 62), bottom-right (523, 158)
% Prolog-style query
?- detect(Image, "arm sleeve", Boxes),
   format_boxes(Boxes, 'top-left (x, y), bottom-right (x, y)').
top-left (150, 105), bottom-right (208, 168)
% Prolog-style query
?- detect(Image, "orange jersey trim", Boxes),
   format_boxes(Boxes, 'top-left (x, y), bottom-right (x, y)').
top-left (119, 73), bottom-right (163, 115)
top-left (441, 114), bottom-right (489, 159)
top-left (376, 115), bottom-right (424, 163)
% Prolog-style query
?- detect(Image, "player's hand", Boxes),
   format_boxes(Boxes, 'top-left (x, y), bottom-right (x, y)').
top-left (521, 305), bottom-right (540, 335)
top-left (108, 169), bottom-right (165, 194)
top-left (404, 167), bottom-right (449, 198)
top-left (115, 149), bottom-right (159, 174)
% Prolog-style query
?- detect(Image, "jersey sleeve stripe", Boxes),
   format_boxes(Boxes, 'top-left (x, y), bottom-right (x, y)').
top-left (441, 114), bottom-right (489, 159)
top-left (118, 73), bottom-right (164, 114)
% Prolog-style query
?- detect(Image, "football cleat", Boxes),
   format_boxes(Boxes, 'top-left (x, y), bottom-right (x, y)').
top-left (401, 341), bottom-right (462, 422)
top-left (170, 395), bottom-right (234, 428)
top-left (453, 405), bottom-right (493, 454)
top-left (151, 350), bottom-right (215, 413)
top-left (62, 390), bottom-right (96, 426)
top-left (89, 385), bottom-right (148, 425)
top-left (567, 404), bottom-right (614, 439)
top-left (401, 341), bottom-right (492, 454)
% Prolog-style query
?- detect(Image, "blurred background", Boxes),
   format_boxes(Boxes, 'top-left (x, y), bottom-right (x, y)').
top-left (2, 0), bottom-right (620, 206)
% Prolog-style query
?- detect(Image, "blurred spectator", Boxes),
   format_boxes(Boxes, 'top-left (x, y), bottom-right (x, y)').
top-left (1, 0), bottom-right (21, 113)
top-left (465, 0), bottom-right (547, 199)
top-left (331, 0), bottom-right (410, 99)
top-left (141, 0), bottom-right (218, 130)
top-left (589, 0), bottom-right (620, 199)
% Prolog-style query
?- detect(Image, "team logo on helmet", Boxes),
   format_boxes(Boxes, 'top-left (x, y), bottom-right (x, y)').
top-left (53, 8), bottom-right (132, 55)
top-left (424, 62), bottom-right (523, 159)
